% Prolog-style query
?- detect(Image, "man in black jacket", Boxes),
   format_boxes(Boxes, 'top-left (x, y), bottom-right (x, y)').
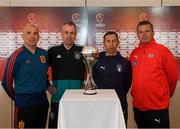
top-left (93, 31), bottom-right (132, 126)
top-left (47, 21), bottom-right (85, 128)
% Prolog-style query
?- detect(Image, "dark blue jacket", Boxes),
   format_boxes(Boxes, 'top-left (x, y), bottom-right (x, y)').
top-left (93, 51), bottom-right (132, 109)
top-left (2, 46), bottom-right (48, 107)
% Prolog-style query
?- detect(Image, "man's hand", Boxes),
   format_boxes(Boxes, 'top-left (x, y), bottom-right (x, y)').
top-left (47, 85), bottom-right (56, 95)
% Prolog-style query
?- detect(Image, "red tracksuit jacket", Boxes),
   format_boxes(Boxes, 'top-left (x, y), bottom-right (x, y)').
top-left (130, 39), bottom-right (177, 111)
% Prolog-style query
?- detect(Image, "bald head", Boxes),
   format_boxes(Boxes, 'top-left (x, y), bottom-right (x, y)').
top-left (23, 24), bottom-right (39, 34)
top-left (22, 24), bottom-right (40, 50)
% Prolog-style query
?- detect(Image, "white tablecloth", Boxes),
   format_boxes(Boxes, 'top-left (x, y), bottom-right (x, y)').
top-left (57, 89), bottom-right (126, 128)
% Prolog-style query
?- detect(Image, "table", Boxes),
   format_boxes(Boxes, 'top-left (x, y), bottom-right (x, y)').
top-left (57, 89), bottom-right (126, 128)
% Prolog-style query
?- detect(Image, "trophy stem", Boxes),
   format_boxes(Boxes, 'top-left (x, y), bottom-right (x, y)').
top-left (83, 60), bottom-right (97, 95)
top-left (82, 46), bottom-right (98, 95)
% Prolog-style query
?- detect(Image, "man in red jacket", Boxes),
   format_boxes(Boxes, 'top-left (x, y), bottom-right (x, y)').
top-left (130, 20), bottom-right (177, 128)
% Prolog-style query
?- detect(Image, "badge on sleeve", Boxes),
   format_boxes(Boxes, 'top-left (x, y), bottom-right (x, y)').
top-left (40, 55), bottom-right (46, 63)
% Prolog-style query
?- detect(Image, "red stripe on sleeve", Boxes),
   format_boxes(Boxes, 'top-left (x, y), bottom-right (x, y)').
top-left (6, 48), bottom-right (23, 98)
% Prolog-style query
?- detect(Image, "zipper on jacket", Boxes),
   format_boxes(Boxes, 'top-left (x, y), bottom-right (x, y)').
top-left (138, 47), bottom-right (146, 92)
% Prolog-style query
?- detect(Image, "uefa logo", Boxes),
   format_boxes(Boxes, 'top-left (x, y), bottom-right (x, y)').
top-left (72, 13), bottom-right (80, 23)
top-left (28, 13), bottom-right (38, 25)
top-left (139, 12), bottom-right (150, 21)
top-left (96, 13), bottom-right (104, 23)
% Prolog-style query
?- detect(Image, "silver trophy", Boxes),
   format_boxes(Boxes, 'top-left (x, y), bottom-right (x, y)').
top-left (81, 46), bottom-right (98, 95)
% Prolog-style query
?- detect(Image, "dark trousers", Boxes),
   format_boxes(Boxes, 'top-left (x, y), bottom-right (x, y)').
top-left (14, 101), bottom-right (49, 128)
top-left (133, 107), bottom-right (170, 128)
top-left (48, 102), bottom-right (59, 128)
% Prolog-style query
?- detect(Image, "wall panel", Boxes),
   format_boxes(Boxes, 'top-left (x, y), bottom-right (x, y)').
top-left (87, 0), bottom-right (161, 7)
top-left (163, 0), bottom-right (180, 6)
top-left (10, 0), bottom-right (85, 7)
top-left (0, 0), bottom-right (10, 6)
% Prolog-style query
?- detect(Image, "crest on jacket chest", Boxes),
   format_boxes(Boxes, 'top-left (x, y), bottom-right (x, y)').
top-left (116, 64), bottom-right (122, 72)
top-left (74, 52), bottom-right (81, 60)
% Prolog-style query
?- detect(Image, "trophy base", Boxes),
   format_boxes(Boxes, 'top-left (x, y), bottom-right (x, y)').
top-left (83, 89), bottom-right (97, 95)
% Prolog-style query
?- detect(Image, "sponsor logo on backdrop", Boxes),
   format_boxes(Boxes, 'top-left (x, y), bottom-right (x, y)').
top-left (95, 13), bottom-right (105, 27)
top-left (139, 12), bottom-right (151, 21)
top-left (72, 13), bottom-right (80, 23)
top-left (28, 13), bottom-right (38, 26)
top-left (72, 13), bottom-right (81, 27)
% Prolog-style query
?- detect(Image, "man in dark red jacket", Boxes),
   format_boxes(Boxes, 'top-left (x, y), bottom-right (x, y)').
top-left (130, 20), bottom-right (177, 128)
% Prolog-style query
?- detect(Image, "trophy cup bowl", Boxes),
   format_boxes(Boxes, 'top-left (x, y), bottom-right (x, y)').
top-left (82, 46), bottom-right (98, 95)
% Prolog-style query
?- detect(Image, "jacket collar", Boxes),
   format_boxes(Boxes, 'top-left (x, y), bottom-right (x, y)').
top-left (22, 45), bottom-right (37, 54)
top-left (62, 43), bottom-right (75, 51)
top-left (100, 51), bottom-right (122, 59)
top-left (138, 39), bottom-right (156, 48)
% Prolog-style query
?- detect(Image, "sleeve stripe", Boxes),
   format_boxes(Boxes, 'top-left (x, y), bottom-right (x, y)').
top-left (7, 53), bottom-right (16, 94)
top-left (6, 48), bottom-right (24, 97)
